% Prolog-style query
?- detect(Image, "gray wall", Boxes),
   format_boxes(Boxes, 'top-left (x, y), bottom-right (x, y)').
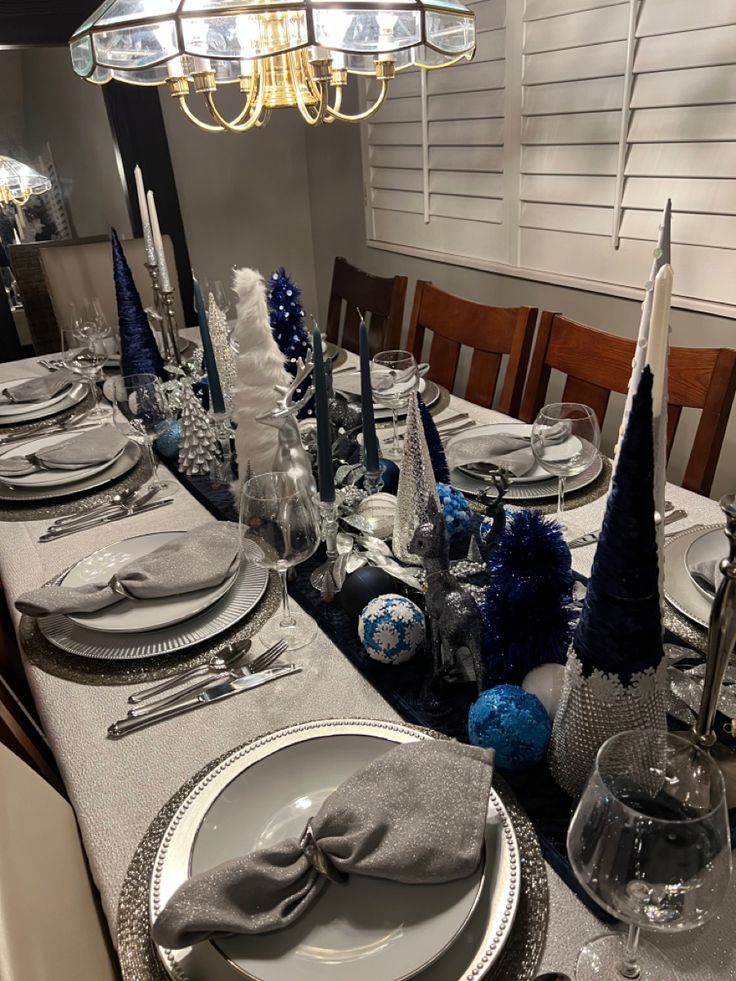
top-left (304, 120), bottom-right (736, 500)
top-left (21, 47), bottom-right (132, 239)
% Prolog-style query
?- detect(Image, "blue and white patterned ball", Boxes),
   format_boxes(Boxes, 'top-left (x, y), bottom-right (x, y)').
top-left (437, 482), bottom-right (471, 539)
top-left (359, 593), bottom-right (425, 665)
top-left (468, 685), bottom-right (551, 772)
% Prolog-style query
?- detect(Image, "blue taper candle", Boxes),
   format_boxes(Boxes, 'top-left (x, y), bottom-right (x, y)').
top-left (359, 319), bottom-right (380, 474)
top-left (192, 273), bottom-right (225, 415)
top-left (312, 328), bottom-right (335, 503)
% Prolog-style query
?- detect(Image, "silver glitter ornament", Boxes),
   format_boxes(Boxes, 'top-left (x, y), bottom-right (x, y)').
top-left (392, 394), bottom-right (441, 565)
top-left (208, 292), bottom-right (237, 411)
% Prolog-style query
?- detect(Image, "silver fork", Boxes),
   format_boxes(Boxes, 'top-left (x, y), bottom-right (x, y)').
top-left (127, 639), bottom-right (288, 717)
top-left (129, 637), bottom-right (252, 704)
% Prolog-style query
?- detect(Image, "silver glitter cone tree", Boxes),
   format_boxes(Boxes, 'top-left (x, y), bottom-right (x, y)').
top-left (208, 292), bottom-right (237, 411)
top-left (178, 385), bottom-right (218, 476)
top-left (549, 366), bottom-right (667, 797)
top-left (392, 394), bottom-right (441, 565)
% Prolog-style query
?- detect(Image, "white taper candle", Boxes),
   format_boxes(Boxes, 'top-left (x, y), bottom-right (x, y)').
top-left (134, 165), bottom-right (156, 266)
top-left (146, 189), bottom-right (172, 293)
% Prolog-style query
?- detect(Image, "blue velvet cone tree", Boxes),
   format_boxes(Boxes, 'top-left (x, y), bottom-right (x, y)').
top-left (418, 394), bottom-right (450, 483)
top-left (111, 228), bottom-right (164, 380)
top-left (481, 510), bottom-right (574, 685)
top-left (268, 268), bottom-right (314, 419)
top-left (573, 366), bottom-right (663, 684)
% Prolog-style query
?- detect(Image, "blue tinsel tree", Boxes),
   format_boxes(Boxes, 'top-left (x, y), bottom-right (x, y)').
top-left (418, 394), bottom-right (450, 483)
top-left (481, 510), bottom-right (575, 686)
top-left (267, 268), bottom-right (314, 418)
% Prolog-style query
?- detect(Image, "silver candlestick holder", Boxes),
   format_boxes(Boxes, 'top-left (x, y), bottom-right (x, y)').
top-left (144, 261), bottom-right (172, 363)
top-left (692, 493), bottom-right (736, 751)
top-left (159, 287), bottom-right (183, 370)
top-left (309, 499), bottom-right (342, 600)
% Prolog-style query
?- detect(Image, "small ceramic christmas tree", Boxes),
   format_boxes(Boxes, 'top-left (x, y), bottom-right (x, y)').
top-left (267, 268), bottom-right (314, 418)
top-left (178, 386), bottom-right (218, 476)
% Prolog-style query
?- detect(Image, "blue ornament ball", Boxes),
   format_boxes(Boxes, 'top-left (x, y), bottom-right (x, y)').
top-left (379, 457), bottom-right (400, 495)
top-left (436, 482), bottom-right (471, 539)
top-left (155, 420), bottom-right (183, 459)
top-left (468, 685), bottom-right (551, 772)
top-left (359, 593), bottom-right (425, 665)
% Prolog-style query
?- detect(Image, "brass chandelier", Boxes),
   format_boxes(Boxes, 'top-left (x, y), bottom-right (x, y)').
top-left (0, 156), bottom-right (52, 207)
top-left (70, 0), bottom-right (475, 133)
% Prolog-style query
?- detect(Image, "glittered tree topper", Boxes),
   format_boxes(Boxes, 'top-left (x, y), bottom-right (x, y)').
top-left (574, 365), bottom-right (663, 684)
top-left (267, 267), bottom-right (314, 419)
top-left (111, 227), bottom-right (164, 380)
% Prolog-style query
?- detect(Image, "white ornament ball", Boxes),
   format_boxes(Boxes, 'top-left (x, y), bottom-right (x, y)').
top-left (358, 593), bottom-right (425, 665)
top-left (522, 663), bottom-right (566, 720)
top-left (356, 492), bottom-right (397, 540)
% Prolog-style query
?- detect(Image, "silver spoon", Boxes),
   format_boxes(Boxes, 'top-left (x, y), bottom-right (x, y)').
top-left (51, 486), bottom-right (140, 526)
top-left (128, 640), bottom-right (252, 704)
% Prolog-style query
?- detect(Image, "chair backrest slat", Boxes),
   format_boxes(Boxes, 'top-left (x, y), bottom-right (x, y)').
top-left (326, 257), bottom-right (407, 356)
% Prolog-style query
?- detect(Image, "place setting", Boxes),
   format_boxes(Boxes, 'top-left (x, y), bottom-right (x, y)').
top-left (664, 522), bottom-right (727, 630)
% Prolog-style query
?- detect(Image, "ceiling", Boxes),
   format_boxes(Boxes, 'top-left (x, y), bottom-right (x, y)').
top-left (0, 2), bottom-right (98, 47)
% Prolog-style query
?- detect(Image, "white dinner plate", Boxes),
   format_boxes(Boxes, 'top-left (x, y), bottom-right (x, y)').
top-left (449, 423), bottom-right (584, 486)
top-left (38, 538), bottom-right (268, 660)
top-left (450, 454), bottom-right (602, 501)
top-left (332, 373), bottom-right (440, 420)
top-left (664, 526), bottom-right (720, 628)
top-left (0, 428), bottom-right (127, 489)
top-left (685, 527), bottom-right (726, 600)
top-left (0, 380), bottom-right (86, 425)
top-left (64, 532), bottom-right (239, 634)
top-left (151, 720), bottom-right (520, 981)
top-left (0, 376), bottom-right (74, 417)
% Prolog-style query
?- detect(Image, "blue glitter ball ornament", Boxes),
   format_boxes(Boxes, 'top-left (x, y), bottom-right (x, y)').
top-left (379, 457), bottom-right (400, 494)
top-left (359, 593), bottom-right (425, 665)
top-left (155, 420), bottom-right (182, 459)
top-left (468, 685), bottom-right (551, 772)
top-left (436, 482), bottom-right (471, 539)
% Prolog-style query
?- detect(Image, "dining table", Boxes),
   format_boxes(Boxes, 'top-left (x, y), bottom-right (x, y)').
top-left (0, 346), bottom-right (733, 981)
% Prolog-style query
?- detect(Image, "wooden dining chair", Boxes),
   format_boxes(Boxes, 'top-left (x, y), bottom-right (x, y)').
top-left (406, 281), bottom-right (537, 416)
top-left (0, 743), bottom-right (119, 981)
top-left (325, 257), bottom-right (408, 356)
top-left (520, 312), bottom-right (736, 496)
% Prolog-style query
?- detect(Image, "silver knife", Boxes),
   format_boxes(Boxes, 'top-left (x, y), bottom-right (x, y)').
top-left (107, 664), bottom-right (301, 737)
top-left (38, 498), bottom-right (173, 542)
top-left (49, 486), bottom-right (157, 529)
top-left (568, 508), bottom-right (689, 549)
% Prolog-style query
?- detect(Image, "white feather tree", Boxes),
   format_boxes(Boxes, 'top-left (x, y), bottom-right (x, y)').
top-left (231, 267), bottom-right (291, 492)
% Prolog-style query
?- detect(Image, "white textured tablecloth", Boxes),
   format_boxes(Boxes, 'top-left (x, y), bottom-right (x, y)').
top-left (0, 355), bottom-right (732, 980)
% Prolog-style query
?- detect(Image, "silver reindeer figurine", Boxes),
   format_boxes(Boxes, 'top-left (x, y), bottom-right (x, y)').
top-left (256, 354), bottom-right (317, 496)
top-left (409, 493), bottom-right (486, 693)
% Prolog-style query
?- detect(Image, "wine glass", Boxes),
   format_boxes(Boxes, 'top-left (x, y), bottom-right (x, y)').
top-left (371, 350), bottom-right (418, 460)
top-left (531, 402), bottom-right (600, 536)
top-left (112, 373), bottom-right (176, 494)
top-left (568, 729), bottom-right (732, 981)
top-left (62, 299), bottom-right (112, 420)
top-left (240, 472), bottom-right (320, 651)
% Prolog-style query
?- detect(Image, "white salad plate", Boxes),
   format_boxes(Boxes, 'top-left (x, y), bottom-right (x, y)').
top-left (0, 429), bottom-right (127, 489)
top-left (38, 538), bottom-right (268, 660)
top-left (151, 720), bottom-right (520, 981)
top-left (685, 527), bottom-right (725, 600)
top-left (65, 532), bottom-right (239, 634)
top-left (0, 380), bottom-right (86, 425)
top-left (664, 526), bottom-right (719, 628)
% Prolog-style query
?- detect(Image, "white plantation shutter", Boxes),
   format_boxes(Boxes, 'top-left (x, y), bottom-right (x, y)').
top-left (362, 0), bottom-right (736, 314)
top-left (364, 0), bottom-right (510, 263)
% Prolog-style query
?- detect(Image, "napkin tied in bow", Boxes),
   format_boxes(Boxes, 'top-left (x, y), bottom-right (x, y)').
top-left (447, 421), bottom-right (570, 478)
top-left (0, 369), bottom-right (76, 404)
top-left (15, 522), bottom-right (240, 617)
top-left (0, 426), bottom-right (128, 477)
top-left (152, 740), bottom-right (495, 949)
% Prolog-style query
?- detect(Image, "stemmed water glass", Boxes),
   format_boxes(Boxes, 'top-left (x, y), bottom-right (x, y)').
top-left (112, 373), bottom-right (176, 494)
top-left (568, 729), bottom-right (731, 981)
top-left (62, 298), bottom-right (112, 419)
top-left (240, 472), bottom-right (320, 651)
top-left (531, 402), bottom-right (600, 535)
top-left (371, 350), bottom-right (418, 459)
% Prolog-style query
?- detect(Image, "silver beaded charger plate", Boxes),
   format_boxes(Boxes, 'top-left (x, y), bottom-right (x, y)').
top-left (664, 525), bottom-right (719, 629)
top-left (37, 539), bottom-right (268, 660)
top-left (0, 380), bottom-right (87, 424)
top-left (451, 454), bottom-right (603, 501)
top-left (148, 720), bottom-right (522, 981)
top-left (0, 439), bottom-right (141, 502)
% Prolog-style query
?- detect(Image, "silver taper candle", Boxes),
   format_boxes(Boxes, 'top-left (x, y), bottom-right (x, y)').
top-left (692, 493), bottom-right (736, 750)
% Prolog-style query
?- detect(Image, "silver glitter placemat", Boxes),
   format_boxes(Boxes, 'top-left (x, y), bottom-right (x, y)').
top-left (19, 571), bottom-right (280, 685)
top-left (663, 602), bottom-right (708, 654)
top-left (116, 732), bottom-right (548, 981)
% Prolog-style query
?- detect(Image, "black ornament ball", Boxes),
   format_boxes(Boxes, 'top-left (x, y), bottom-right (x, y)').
top-left (340, 566), bottom-right (398, 619)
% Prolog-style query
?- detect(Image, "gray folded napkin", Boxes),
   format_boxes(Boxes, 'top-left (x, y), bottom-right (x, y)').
top-left (15, 521), bottom-right (240, 617)
top-left (0, 369), bottom-right (76, 404)
top-left (152, 740), bottom-right (494, 949)
top-left (447, 421), bottom-right (570, 478)
top-left (690, 559), bottom-right (722, 595)
top-left (0, 426), bottom-right (128, 477)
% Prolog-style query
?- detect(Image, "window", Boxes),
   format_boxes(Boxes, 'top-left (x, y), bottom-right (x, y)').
top-left (361, 0), bottom-right (736, 315)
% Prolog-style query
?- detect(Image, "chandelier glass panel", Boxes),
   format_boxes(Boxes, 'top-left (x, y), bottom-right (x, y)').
top-left (70, 0), bottom-right (475, 131)
top-left (0, 157), bottom-right (52, 207)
